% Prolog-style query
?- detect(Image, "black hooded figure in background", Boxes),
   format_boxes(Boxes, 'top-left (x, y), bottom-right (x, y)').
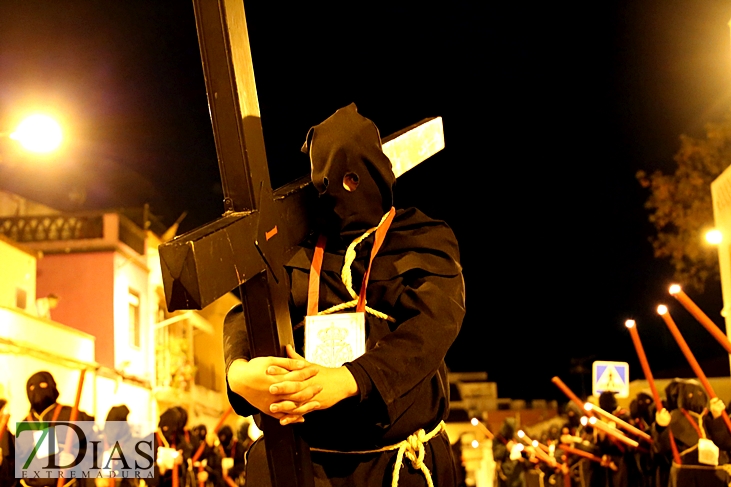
top-left (492, 417), bottom-right (525, 487)
top-left (148, 407), bottom-right (193, 487)
top-left (0, 398), bottom-right (16, 487)
top-left (103, 405), bottom-right (141, 487)
top-left (224, 103), bottom-right (466, 486)
top-left (20, 371), bottom-right (95, 487)
top-left (654, 379), bottom-right (731, 486)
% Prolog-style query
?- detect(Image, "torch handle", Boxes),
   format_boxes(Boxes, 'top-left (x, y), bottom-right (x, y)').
top-left (559, 444), bottom-right (602, 463)
top-left (192, 405), bottom-right (235, 464)
top-left (0, 412), bottom-right (9, 444)
top-left (722, 409), bottom-right (731, 436)
top-left (57, 369), bottom-right (86, 487)
top-left (661, 312), bottom-right (717, 398)
top-left (591, 418), bottom-right (639, 448)
top-left (674, 290), bottom-right (731, 354)
top-left (214, 405), bottom-right (234, 433)
top-left (172, 441), bottom-right (179, 487)
top-left (551, 376), bottom-right (590, 416)
top-left (590, 404), bottom-right (652, 443)
top-left (628, 326), bottom-right (663, 408)
top-left (660, 310), bottom-right (731, 436)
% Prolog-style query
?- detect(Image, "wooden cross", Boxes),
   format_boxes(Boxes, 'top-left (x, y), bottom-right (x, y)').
top-left (158, 1), bottom-right (445, 486)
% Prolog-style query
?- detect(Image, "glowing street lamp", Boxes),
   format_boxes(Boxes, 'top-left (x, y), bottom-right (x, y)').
top-left (8, 114), bottom-right (63, 154)
top-left (706, 229), bottom-right (723, 245)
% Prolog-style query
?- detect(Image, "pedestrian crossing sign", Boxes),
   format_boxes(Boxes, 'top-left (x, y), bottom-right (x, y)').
top-left (592, 361), bottom-right (629, 398)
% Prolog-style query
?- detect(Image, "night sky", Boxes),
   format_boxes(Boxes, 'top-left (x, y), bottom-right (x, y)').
top-left (2, 1), bottom-right (731, 402)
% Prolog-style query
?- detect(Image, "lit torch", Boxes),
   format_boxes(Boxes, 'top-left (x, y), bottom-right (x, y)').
top-left (657, 304), bottom-right (731, 435)
top-left (584, 402), bottom-right (651, 443)
top-left (624, 320), bottom-right (664, 411)
top-left (581, 416), bottom-right (639, 448)
top-left (669, 284), bottom-right (731, 355)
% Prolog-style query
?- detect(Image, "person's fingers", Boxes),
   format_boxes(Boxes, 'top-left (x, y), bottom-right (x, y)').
top-left (278, 385), bottom-right (323, 403)
top-left (266, 365), bottom-right (291, 375)
top-left (279, 415), bottom-right (305, 425)
top-left (270, 399), bottom-right (321, 415)
top-left (268, 368), bottom-right (319, 391)
top-left (267, 356), bottom-right (307, 370)
top-left (270, 377), bottom-right (323, 395)
top-left (290, 401), bottom-right (320, 415)
top-left (286, 344), bottom-right (306, 361)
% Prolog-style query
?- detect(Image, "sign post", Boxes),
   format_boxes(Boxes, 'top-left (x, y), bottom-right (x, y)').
top-left (592, 360), bottom-right (629, 398)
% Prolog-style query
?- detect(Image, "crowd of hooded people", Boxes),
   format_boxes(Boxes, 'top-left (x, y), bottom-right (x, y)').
top-left (491, 380), bottom-right (731, 487)
top-left (0, 370), bottom-right (252, 487)
top-left (8, 369), bottom-right (731, 486)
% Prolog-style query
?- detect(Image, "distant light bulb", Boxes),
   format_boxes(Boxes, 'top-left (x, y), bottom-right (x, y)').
top-left (10, 114), bottom-right (63, 153)
top-left (706, 229), bottom-right (723, 245)
top-left (625, 319), bottom-right (635, 329)
top-left (657, 305), bottom-right (668, 315)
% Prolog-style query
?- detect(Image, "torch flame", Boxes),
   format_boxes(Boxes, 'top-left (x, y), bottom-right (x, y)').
top-left (580, 417), bottom-right (588, 426)
top-left (669, 284), bottom-right (681, 295)
top-left (532, 440), bottom-right (539, 447)
top-left (657, 305), bottom-right (668, 315)
top-left (625, 319), bottom-right (636, 329)
top-left (471, 418), bottom-right (478, 426)
top-left (584, 402), bottom-right (594, 411)
top-left (517, 430), bottom-right (525, 438)
top-left (589, 417), bottom-right (597, 425)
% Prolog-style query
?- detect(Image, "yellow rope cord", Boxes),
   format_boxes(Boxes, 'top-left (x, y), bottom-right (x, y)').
top-left (318, 211), bottom-right (396, 322)
top-left (310, 421), bottom-right (445, 487)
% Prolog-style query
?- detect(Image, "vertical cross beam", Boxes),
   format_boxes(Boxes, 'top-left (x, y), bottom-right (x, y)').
top-left (189, 0), bottom-right (313, 485)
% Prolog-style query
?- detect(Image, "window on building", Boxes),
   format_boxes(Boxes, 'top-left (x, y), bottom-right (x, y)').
top-left (128, 290), bottom-right (141, 349)
top-left (16, 288), bottom-right (27, 310)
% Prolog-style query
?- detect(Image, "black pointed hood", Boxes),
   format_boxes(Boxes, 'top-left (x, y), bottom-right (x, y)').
top-left (27, 371), bottom-right (59, 414)
top-left (302, 103), bottom-right (395, 242)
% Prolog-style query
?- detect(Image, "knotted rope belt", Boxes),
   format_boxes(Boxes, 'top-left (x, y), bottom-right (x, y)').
top-left (310, 420), bottom-right (446, 487)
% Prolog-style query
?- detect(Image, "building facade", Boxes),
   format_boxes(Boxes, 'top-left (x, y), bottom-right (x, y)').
top-left (0, 190), bottom-right (237, 434)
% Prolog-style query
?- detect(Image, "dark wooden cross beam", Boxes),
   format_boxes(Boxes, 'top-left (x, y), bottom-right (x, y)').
top-left (158, 1), bottom-right (444, 486)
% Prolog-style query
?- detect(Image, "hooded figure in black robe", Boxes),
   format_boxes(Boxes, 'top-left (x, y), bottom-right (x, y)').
top-left (654, 379), bottom-right (730, 486)
top-left (148, 407), bottom-right (193, 487)
top-left (0, 398), bottom-right (16, 487)
top-left (216, 425), bottom-right (247, 484)
top-left (103, 405), bottom-right (142, 487)
top-left (223, 103), bottom-right (465, 486)
top-left (492, 417), bottom-right (525, 487)
top-left (591, 391), bottom-right (635, 487)
top-left (19, 371), bottom-right (96, 487)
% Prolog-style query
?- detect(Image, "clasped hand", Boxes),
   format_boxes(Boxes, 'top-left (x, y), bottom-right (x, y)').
top-left (228, 345), bottom-right (358, 425)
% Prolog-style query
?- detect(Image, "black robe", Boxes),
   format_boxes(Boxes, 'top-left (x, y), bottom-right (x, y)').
top-left (654, 409), bottom-right (731, 487)
top-left (17, 403), bottom-right (96, 487)
top-left (223, 206), bottom-right (465, 486)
